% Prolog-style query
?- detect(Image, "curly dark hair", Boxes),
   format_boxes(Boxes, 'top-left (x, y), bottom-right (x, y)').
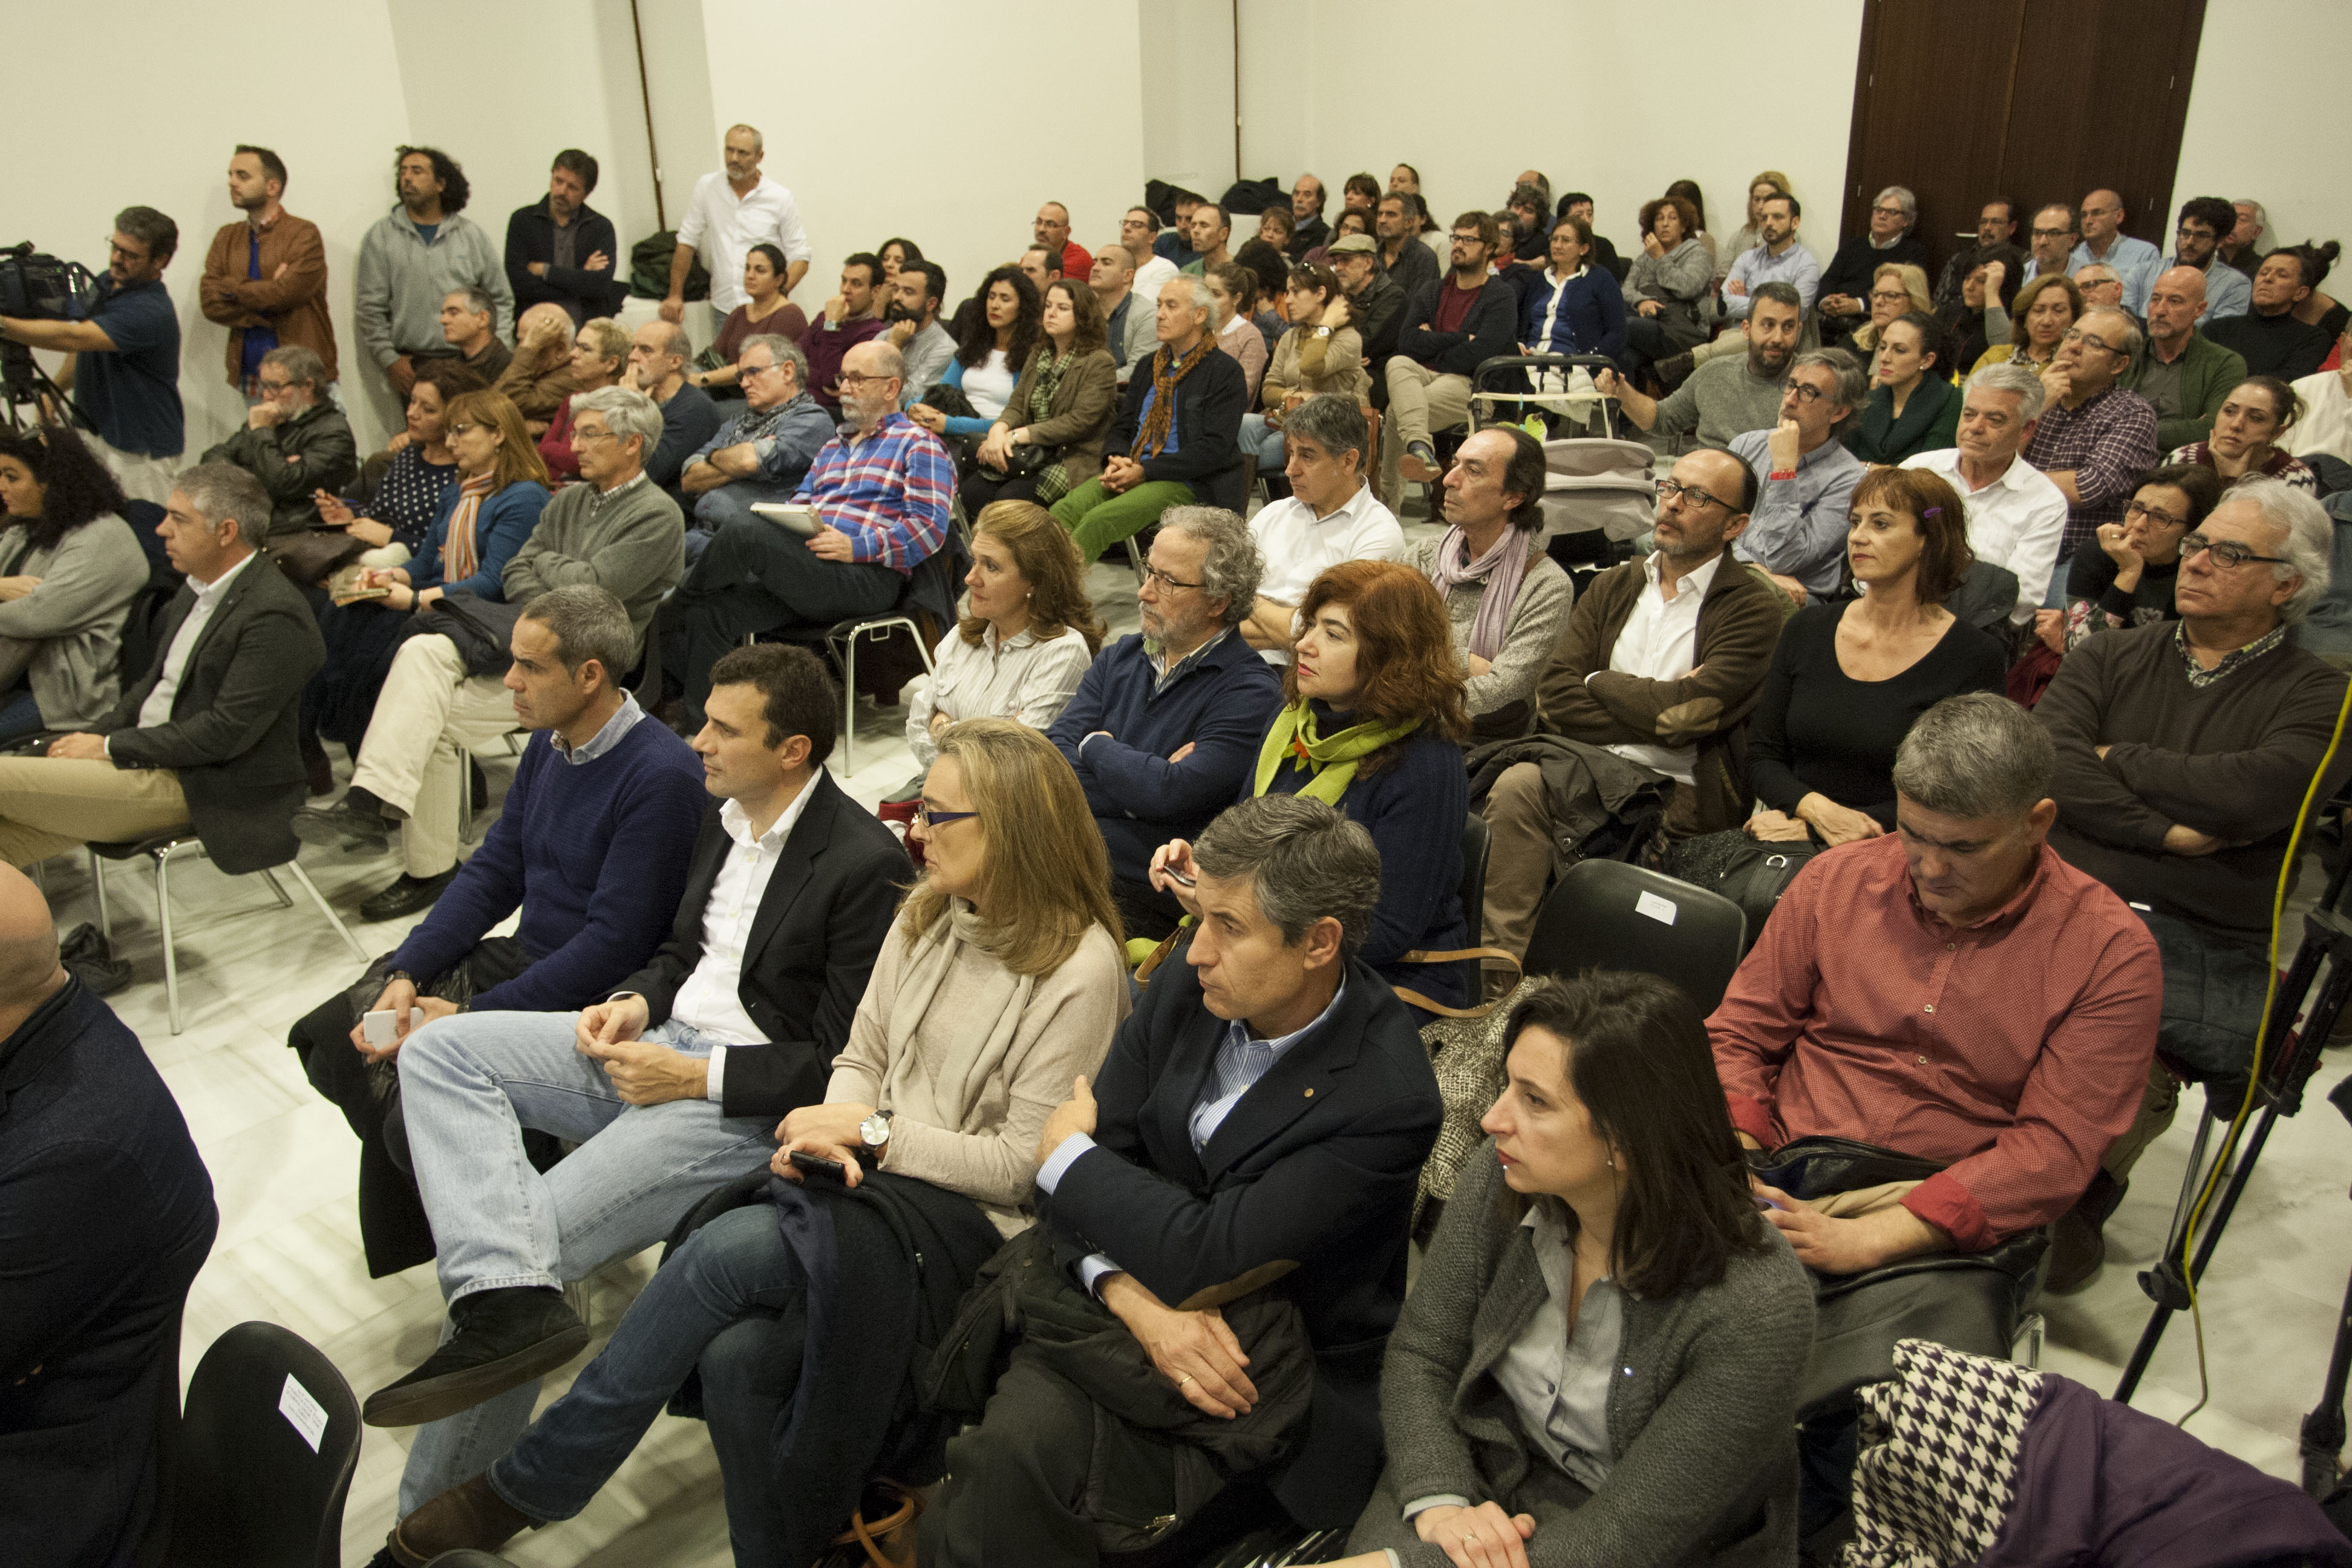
top-left (0, 423), bottom-right (131, 552)
top-left (394, 145), bottom-right (470, 214)
top-left (955, 266), bottom-right (1041, 371)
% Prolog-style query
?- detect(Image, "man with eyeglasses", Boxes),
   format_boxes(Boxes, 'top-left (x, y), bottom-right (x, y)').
top-left (1121, 206), bottom-right (1180, 301)
top-left (678, 335), bottom-right (832, 562)
top-left (2022, 306), bottom-right (2161, 560)
top-left (1048, 506), bottom-right (1282, 940)
top-left (1727, 350), bottom-right (1870, 606)
top-left (197, 344), bottom-right (356, 532)
top-left (1932, 199), bottom-right (2023, 313)
top-left (2161, 197), bottom-right (2253, 321)
top-left (1, 208), bottom-right (183, 503)
top-left (2070, 263), bottom-right (2126, 317)
top-left (1474, 446), bottom-right (1784, 976)
top-left (2035, 480), bottom-right (2350, 1288)
top-left (2120, 266), bottom-right (2245, 451)
top-left (2068, 189), bottom-right (2162, 317)
top-left (1387, 211), bottom-right (1517, 495)
top-left (2019, 203), bottom-right (2080, 289)
top-left (1817, 186), bottom-right (1926, 343)
top-left (1901, 362), bottom-right (2069, 629)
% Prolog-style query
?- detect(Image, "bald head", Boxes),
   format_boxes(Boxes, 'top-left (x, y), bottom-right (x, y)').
top-left (2080, 189), bottom-right (2126, 244)
top-left (0, 864), bottom-right (65, 1026)
top-left (2146, 264), bottom-right (2210, 349)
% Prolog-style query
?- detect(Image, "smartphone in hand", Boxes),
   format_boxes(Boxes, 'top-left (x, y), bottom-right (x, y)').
top-left (788, 1149), bottom-right (849, 1185)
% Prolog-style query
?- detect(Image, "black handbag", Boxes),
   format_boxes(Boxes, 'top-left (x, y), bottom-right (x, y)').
top-left (1708, 837), bottom-right (1821, 945)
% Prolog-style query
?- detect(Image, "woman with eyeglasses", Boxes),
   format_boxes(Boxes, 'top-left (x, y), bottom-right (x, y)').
top-left (1844, 312), bottom-right (1959, 465)
top-left (315, 359), bottom-right (487, 567)
top-left (2166, 376), bottom-right (2318, 494)
top-left (383, 719), bottom-right (1128, 1568)
top-left (1970, 273), bottom-right (2081, 377)
top-left (1847, 263), bottom-right (1933, 362)
top-left (2041, 463), bottom-right (2226, 655)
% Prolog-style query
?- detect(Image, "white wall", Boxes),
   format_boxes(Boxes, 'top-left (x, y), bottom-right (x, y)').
top-left (2171, 0), bottom-right (2350, 261)
top-left (1138, 0), bottom-right (1239, 206)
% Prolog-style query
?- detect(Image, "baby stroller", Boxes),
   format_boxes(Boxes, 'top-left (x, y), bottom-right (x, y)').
top-left (1468, 354), bottom-right (1656, 591)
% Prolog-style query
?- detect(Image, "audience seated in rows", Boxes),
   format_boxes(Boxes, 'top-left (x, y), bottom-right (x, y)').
top-left (2207, 245), bottom-right (2340, 381)
top-left (1596, 283), bottom-right (1802, 452)
top-left (1729, 349), bottom-right (1869, 606)
top-left (671, 341), bottom-right (952, 730)
top-left (678, 335), bottom-right (834, 560)
top-left (1051, 279), bottom-right (1249, 563)
top-left (802, 252), bottom-right (890, 419)
top-left (494, 304), bottom-right (586, 435)
top-left (2069, 189), bottom-right (2162, 316)
top-left (1818, 186), bottom-right (1927, 346)
top-left (958, 279), bottom-right (1118, 517)
top-left (538, 318), bottom-right (629, 484)
top-left (0, 426), bottom-right (149, 744)
top-left (883, 260), bottom-right (956, 410)
top-left (199, 343), bottom-right (355, 532)
top-left (908, 265), bottom-right (1038, 449)
top-left (1903, 362), bottom-right (2071, 629)
top-left (1618, 197), bottom-right (1713, 384)
top-left (1411, 426), bottom-right (1573, 738)
top-left (198, 143), bottom-right (337, 397)
top-left (301, 387), bottom-right (679, 920)
top-left (0, 463), bottom-right (322, 870)
top-left (1242, 263), bottom-right (1367, 474)
top-left (503, 148), bottom-right (623, 330)
top-left (2285, 325), bottom-right (2352, 466)
top-left (2164, 197), bottom-right (2254, 321)
top-left (356, 146), bottom-right (512, 400)
top-left (1477, 448), bottom-right (1782, 972)
top-left (1326, 972), bottom-right (1816, 1568)
top-left (292, 586), bottom-right (707, 1281)
top-left (2044, 464), bottom-right (2223, 656)
top-left (1244, 397), bottom-right (1404, 664)
top-left (0, 863), bottom-right (217, 1568)
top-left (2120, 265), bottom-right (2247, 451)
top-left (1843, 312), bottom-right (1958, 465)
top-left (1090, 237), bottom-right (1160, 385)
top-left (624, 319), bottom-right (724, 511)
top-left (1386, 212), bottom-right (1516, 495)
top-left (387, 717), bottom-right (1122, 1566)
top-left (1206, 262), bottom-right (1270, 407)
top-left (2022, 305), bottom-right (2162, 560)
top-left (1050, 508), bottom-right (1281, 941)
top-left (2167, 376), bottom-right (2318, 493)
top-left (319, 360), bottom-right (483, 560)
top-left (1519, 214), bottom-right (1627, 365)
top-left (1972, 270), bottom-right (2078, 378)
top-left (687, 244), bottom-right (812, 397)
top-left (904, 502), bottom-right (1103, 769)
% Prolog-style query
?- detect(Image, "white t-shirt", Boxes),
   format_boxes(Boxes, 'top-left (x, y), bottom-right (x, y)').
top-left (1247, 480), bottom-right (1406, 663)
top-left (1133, 253), bottom-right (1180, 303)
top-left (2286, 368), bottom-right (2352, 467)
top-left (1901, 446), bottom-right (2070, 624)
top-left (962, 350), bottom-right (1018, 420)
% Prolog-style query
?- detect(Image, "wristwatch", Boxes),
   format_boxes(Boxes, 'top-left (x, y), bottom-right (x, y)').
top-left (858, 1109), bottom-right (895, 1164)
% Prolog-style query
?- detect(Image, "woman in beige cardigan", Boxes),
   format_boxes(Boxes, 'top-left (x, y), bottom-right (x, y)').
top-left (385, 719), bottom-right (1129, 1567)
top-left (961, 278), bottom-right (1120, 515)
top-left (1243, 262), bottom-right (1367, 479)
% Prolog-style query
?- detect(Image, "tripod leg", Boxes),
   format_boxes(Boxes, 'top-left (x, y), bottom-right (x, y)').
top-left (2302, 1263), bottom-right (2352, 1497)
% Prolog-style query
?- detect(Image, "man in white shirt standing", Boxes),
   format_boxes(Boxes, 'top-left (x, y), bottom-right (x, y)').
top-left (1901, 361), bottom-right (2069, 624)
top-left (1241, 396), bottom-right (1404, 662)
top-left (364, 642), bottom-right (906, 1489)
top-left (662, 125), bottom-right (812, 333)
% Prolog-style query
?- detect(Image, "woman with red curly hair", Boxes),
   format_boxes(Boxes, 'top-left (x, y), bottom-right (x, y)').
top-left (1160, 558), bottom-right (1474, 1014)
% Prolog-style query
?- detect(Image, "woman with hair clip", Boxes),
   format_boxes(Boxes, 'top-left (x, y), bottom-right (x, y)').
top-left (1152, 560), bottom-right (1474, 1014)
top-left (1326, 971), bottom-right (1815, 1568)
top-left (690, 243), bottom-right (810, 395)
top-left (0, 423), bottom-right (148, 742)
top-left (906, 500), bottom-right (1105, 768)
top-left (961, 278), bottom-right (1117, 514)
top-left (383, 718), bottom-right (1128, 1568)
top-left (908, 266), bottom-right (1041, 449)
top-left (2167, 376), bottom-right (2318, 492)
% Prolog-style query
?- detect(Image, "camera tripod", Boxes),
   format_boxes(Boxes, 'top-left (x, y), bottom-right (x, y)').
top-left (2112, 841), bottom-right (2352, 1500)
top-left (1, 339), bottom-right (83, 437)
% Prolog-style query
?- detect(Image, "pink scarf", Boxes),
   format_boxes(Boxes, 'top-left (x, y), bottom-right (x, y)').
top-left (1428, 524), bottom-right (1534, 661)
top-left (442, 474), bottom-right (494, 584)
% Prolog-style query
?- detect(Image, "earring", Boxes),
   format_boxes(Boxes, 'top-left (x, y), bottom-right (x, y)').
top-left (1605, 1154), bottom-right (1615, 1169)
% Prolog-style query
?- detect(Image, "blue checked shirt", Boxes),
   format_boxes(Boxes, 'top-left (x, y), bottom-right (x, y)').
top-left (792, 411), bottom-right (954, 574)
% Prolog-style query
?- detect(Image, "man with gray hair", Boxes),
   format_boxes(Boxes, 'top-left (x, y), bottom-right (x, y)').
top-left (1901, 362), bottom-right (2070, 626)
top-left (2071, 261), bottom-right (2126, 315)
top-left (439, 286), bottom-right (511, 385)
top-left (678, 333), bottom-right (832, 560)
top-left (624, 318), bottom-right (725, 509)
top-left (1817, 185), bottom-right (1927, 342)
top-left (0, 463), bottom-right (323, 869)
top-left (1049, 506), bottom-right (1282, 938)
top-left (1728, 349), bottom-right (1869, 605)
top-left (1243, 395), bottom-right (1403, 661)
top-left (922, 792), bottom-right (1442, 1564)
top-left (298, 385), bottom-right (685, 919)
top-left (2036, 480), bottom-right (2350, 1285)
top-left (662, 124), bottom-right (811, 332)
top-left (2023, 304), bottom-right (2161, 560)
top-left (198, 342), bottom-right (356, 531)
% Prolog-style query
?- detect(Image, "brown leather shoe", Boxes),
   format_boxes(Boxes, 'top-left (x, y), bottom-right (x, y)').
top-left (388, 1474), bottom-right (535, 1567)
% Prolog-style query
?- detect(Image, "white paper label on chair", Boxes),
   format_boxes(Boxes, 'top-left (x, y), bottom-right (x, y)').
top-left (1633, 891), bottom-right (1679, 926)
top-left (279, 1373), bottom-right (328, 1453)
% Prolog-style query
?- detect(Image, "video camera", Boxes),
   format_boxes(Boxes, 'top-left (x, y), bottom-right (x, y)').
top-left (0, 242), bottom-right (96, 323)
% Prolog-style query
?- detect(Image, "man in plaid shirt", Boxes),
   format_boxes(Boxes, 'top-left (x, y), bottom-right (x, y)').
top-left (669, 339), bottom-right (952, 727)
top-left (2021, 305), bottom-right (2160, 564)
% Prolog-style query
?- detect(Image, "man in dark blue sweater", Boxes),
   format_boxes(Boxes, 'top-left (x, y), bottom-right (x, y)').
top-left (290, 587), bottom-right (706, 1279)
top-left (1049, 506), bottom-right (1282, 941)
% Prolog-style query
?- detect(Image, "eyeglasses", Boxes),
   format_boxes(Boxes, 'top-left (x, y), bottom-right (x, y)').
top-left (1140, 566), bottom-right (1203, 593)
top-left (570, 425), bottom-right (621, 446)
top-left (837, 372), bottom-right (895, 390)
top-left (913, 802), bottom-right (978, 831)
top-left (2060, 328), bottom-right (2125, 356)
top-left (2030, 227), bottom-right (2076, 240)
top-left (1786, 382), bottom-right (1828, 405)
top-left (2177, 224), bottom-right (2217, 241)
top-left (255, 378), bottom-right (293, 394)
top-left (1870, 204), bottom-right (1907, 218)
top-left (1655, 479), bottom-right (1736, 512)
top-left (1868, 289), bottom-right (1910, 304)
top-left (445, 422), bottom-right (480, 437)
top-left (105, 238), bottom-right (150, 261)
top-left (2125, 498), bottom-right (2189, 529)
top-left (2181, 532), bottom-right (2290, 570)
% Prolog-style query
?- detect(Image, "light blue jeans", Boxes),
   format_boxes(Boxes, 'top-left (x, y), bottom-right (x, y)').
top-left (1238, 411), bottom-right (1286, 468)
top-left (394, 1008), bottom-right (780, 1511)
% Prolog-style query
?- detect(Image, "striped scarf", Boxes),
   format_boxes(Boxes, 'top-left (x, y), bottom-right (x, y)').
top-left (442, 474), bottom-right (494, 584)
top-left (1131, 339), bottom-right (1212, 460)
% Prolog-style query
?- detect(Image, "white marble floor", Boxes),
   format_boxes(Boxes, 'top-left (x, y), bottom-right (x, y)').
top-left (94, 520), bottom-right (2352, 1566)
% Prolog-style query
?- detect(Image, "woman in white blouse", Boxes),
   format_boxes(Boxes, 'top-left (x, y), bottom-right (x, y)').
top-left (905, 500), bottom-right (1105, 769)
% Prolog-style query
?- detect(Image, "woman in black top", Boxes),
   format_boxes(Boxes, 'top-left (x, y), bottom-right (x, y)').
top-left (2047, 462), bottom-right (2224, 653)
top-left (1743, 466), bottom-right (2005, 844)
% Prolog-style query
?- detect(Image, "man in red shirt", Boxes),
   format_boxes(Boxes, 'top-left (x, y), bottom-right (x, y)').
top-left (1033, 201), bottom-right (1092, 288)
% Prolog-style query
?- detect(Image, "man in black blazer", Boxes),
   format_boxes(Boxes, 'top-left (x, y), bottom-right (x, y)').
top-left (504, 150), bottom-right (626, 328)
top-left (924, 795), bottom-right (1443, 1566)
top-left (0, 462), bottom-right (322, 872)
top-left (1384, 211), bottom-right (1521, 501)
top-left (365, 643), bottom-right (904, 1508)
top-left (0, 863), bottom-right (217, 1568)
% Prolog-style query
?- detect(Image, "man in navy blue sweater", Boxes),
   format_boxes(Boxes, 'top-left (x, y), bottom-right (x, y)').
top-left (1049, 506), bottom-right (1283, 942)
top-left (290, 587), bottom-right (706, 1279)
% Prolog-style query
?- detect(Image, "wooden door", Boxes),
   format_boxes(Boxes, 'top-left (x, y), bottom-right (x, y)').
top-left (1840, 0), bottom-right (2206, 284)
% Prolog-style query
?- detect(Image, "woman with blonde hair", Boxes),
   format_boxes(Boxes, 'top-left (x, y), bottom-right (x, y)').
top-left (386, 717), bottom-right (1128, 1568)
top-left (906, 500), bottom-right (1106, 768)
top-left (1848, 262), bottom-right (1933, 360)
top-left (1971, 272), bottom-right (2080, 376)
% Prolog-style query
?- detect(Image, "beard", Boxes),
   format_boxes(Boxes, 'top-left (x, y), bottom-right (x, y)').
top-left (1747, 341), bottom-right (1793, 377)
top-left (884, 300), bottom-right (922, 323)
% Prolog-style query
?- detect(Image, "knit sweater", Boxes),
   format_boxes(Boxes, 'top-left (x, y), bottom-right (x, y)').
top-left (1360, 1144), bottom-right (1814, 1568)
top-left (501, 474), bottom-right (685, 655)
top-left (390, 714), bottom-right (708, 1011)
top-left (0, 515), bottom-right (148, 728)
top-left (2120, 329), bottom-right (2247, 452)
top-left (2037, 621), bottom-right (2352, 936)
top-left (1407, 534), bottom-right (1575, 722)
top-left (825, 914), bottom-right (1128, 1237)
top-left (1647, 353), bottom-right (1786, 451)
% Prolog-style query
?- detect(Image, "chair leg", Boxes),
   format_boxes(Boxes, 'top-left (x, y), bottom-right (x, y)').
top-left (282, 859), bottom-right (371, 965)
top-left (154, 851), bottom-right (181, 1036)
top-left (90, 848), bottom-right (111, 945)
top-left (2015, 1310), bottom-right (2046, 1370)
top-left (457, 748), bottom-right (476, 846)
top-left (258, 867), bottom-right (295, 910)
top-left (842, 629), bottom-right (859, 775)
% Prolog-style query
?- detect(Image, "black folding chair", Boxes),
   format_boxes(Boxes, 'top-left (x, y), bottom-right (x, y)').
top-left (166, 1321), bottom-right (362, 1568)
top-left (1523, 858), bottom-right (1748, 1014)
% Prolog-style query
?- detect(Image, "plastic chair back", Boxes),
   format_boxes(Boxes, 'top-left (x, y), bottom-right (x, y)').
top-left (1523, 859), bottom-right (1747, 1014)
top-left (167, 1321), bottom-right (361, 1568)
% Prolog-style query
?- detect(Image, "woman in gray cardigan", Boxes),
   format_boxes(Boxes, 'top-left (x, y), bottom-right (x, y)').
top-left (0, 425), bottom-right (150, 740)
top-left (1333, 973), bottom-right (1815, 1568)
top-left (1620, 195), bottom-right (1716, 384)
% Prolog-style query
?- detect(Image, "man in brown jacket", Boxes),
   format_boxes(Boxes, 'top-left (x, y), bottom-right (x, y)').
top-left (198, 145), bottom-right (336, 394)
top-left (1476, 447), bottom-right (1785, 969)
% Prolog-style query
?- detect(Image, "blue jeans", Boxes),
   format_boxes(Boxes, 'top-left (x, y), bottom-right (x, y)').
top-left (1238, 411), bottom-right (1285, 468)
top-left (394, 1010), bottom-right (780, 1511)
top-left (488, 1204), bottom-right (806, 1564)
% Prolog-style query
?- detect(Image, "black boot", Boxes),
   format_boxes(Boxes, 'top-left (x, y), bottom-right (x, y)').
top-left (362, 1286), bottom-right (587, 1428)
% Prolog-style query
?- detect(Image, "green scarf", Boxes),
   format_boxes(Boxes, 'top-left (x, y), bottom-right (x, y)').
top-left (1253, 700), bottom-right (1420, 805)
